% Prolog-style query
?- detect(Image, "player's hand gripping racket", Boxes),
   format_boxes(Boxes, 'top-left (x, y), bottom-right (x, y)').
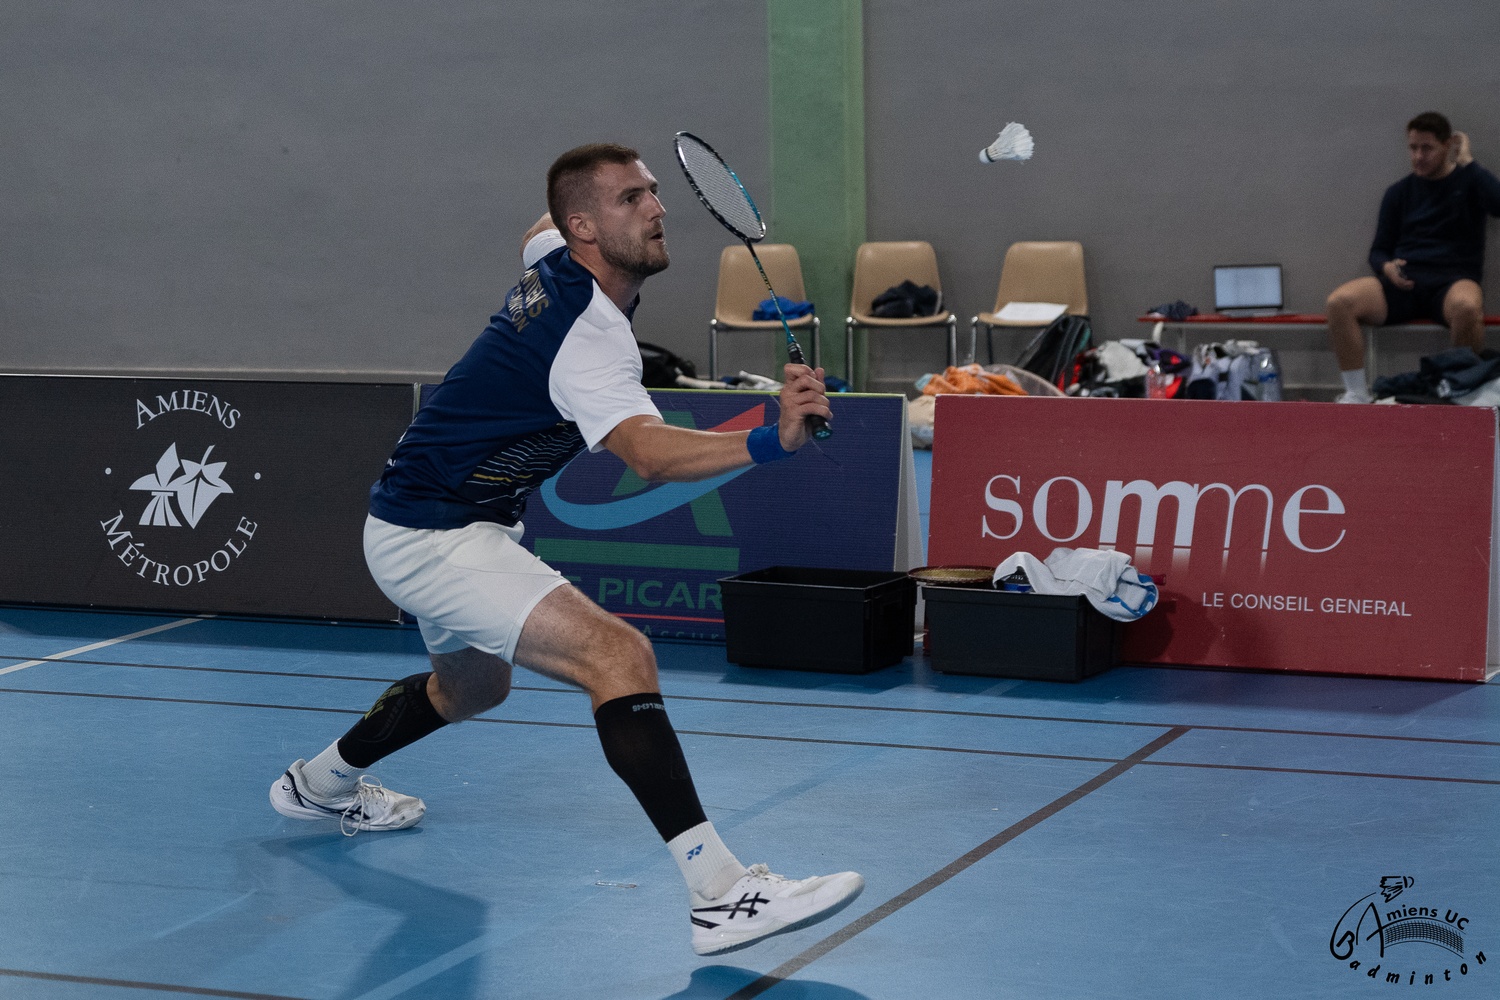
top-left (673, 131), bottom-right (831, 440)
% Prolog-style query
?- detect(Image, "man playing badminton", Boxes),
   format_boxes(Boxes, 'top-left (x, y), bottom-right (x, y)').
top-left (1326, 112), bottom-right (1500, 402)
top-left (269, 142), bottom-right (861, 955)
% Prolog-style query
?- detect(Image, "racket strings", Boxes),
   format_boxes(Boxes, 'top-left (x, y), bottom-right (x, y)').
top-left (674, 129), bottom-right (831, 440)
top-left (676, 138), bottom-right (765, 240)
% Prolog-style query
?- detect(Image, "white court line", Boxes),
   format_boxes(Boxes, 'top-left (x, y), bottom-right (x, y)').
top-left (348, 929), bottom-right (513, 1000)
top-left (0, 616), bottom-right (209, 677)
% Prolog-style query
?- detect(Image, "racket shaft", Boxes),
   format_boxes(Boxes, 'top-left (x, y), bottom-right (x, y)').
top-left (745, 243), bottom-right (830, 439)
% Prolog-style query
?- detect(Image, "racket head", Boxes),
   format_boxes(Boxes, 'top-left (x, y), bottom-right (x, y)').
top-left (674, 132), bottom-right (767, 243)
top-left (908, 565), bottom-right (995, 588)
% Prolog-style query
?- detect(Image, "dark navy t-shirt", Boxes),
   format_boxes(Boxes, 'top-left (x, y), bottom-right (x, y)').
top-left (368, 243), bottom-right (661, 530)
top-left (1369, 161), bottom-right (1500, 283)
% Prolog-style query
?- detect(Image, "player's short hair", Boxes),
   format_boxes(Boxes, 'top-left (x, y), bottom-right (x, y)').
top-left (1406, 112), bottom-right (1452, 143)
top-left (547, 143), bottom-right (641, 244)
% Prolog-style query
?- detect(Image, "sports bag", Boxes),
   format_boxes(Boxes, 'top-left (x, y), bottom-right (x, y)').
top-left (1016, 314), bottom-right (1092, 388)
top-left (637, 341), bottom-right (698, 389)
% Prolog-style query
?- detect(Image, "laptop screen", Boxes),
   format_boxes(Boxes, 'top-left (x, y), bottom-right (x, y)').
top-left (1214, 265), bottom-right (1282, 311)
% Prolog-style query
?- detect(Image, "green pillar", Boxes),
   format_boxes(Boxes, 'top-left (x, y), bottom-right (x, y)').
top-left (767, 0), bottom-right (866, 385)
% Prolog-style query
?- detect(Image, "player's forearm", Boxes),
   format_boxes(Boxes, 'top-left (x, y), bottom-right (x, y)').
top-left (521, 213), bottom-right (557, 255)
top-left (608, 421), bottom-right (754, 483)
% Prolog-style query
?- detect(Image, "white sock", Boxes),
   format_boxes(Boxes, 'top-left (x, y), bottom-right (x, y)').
top-left (300, 741), bottom-right (360, 799)
top-left (667, 821), bottom-right (747, 900)
top-left (1340, 369), bottom-right (1368, 396)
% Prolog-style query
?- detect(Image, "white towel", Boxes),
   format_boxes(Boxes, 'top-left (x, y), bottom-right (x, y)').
top-left (993, 547), bottom-right (1158, 622)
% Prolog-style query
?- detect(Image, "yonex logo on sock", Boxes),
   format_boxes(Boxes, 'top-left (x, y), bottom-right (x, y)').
top-left (332, 768), bottom-right (352, 778)
top-left (686, 844), bottom-right (703, 860)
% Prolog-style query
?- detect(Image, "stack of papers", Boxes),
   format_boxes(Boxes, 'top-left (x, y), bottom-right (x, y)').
top-left (996, 301), bottom-right (1068, 323)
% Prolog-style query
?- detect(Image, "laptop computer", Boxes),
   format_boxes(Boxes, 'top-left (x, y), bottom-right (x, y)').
top-left (1213, 264), bottom-right (1284, 317)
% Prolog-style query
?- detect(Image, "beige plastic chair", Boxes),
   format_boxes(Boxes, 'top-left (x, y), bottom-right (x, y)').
top-left (972, 241), bottom-right (1088, 363)
top-left (709, 244), bottom-right (819, 379)
top-left (846, 241), bottom-right (958, 389)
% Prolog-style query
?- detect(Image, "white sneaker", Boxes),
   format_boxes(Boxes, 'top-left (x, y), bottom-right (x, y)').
top-left (1335, 389), bottom-right (1373, 404)
top-left (269, 759), bottom-right (425, 836)
top-left (689, 863), bottom-right (864, 956)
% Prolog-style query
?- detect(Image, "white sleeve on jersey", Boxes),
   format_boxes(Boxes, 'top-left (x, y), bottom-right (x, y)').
top-left (548, 285), bottom-right (663, 451)
top-left (522, 229), bottom-right (567, 269)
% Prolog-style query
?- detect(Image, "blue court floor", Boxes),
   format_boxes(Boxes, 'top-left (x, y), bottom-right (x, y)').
top-left (1, 601), bottom-right (1496, 1000)
top-left (0, 435), bottom-right (1494, 1000)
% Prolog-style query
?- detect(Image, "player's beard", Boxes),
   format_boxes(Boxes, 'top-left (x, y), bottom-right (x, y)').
top-left (598, 226), bottom-right (670, 280)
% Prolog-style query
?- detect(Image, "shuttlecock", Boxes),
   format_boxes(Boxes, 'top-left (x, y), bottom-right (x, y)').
top-left (980, 122), bottom-right (1033, 163)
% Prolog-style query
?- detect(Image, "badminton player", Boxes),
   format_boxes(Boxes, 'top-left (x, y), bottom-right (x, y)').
top-left (269, 142), bottom-right (861, 955)
top-left (1325, 113), bottom-right (1500, 402)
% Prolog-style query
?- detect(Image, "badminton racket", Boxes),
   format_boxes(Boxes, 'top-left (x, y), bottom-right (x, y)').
top-left (673, 131), bottom-right (830, 440)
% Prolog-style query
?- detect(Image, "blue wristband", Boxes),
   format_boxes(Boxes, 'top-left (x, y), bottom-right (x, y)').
top-left (747, 424), bottom-right (795, 464)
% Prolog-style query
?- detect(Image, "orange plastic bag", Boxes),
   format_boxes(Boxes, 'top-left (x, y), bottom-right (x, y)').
top-left (922, 365), bottom-right (1026, 396)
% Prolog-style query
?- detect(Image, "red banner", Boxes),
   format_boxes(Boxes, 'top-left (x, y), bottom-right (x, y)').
top-left (929, 397), bottom-right (1497, 681)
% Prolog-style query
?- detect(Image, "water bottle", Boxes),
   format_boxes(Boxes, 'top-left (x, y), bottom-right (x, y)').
top-left (1252, 349), bottom-right (1281, 402)
top-left (1145, 361), bottom-right (1171, 399)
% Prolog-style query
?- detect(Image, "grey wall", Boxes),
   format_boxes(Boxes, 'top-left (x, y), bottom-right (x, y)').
top-left (0, 1), bottom-right (768, 377)
top-left (5, 2), bottom-right (1498, 387)
top-left (864, 0), bottom-right (1500, 392)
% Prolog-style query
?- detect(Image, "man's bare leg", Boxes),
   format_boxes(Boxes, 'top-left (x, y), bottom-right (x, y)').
top-left (426, 646), bottom-right (513, 722)
top-left (511, 583), bottom-right (863, 954)
top-left (513, 583), bottom-right (748, 891)
top-left (1445, 279), bottom-right (1485, 353)
top-left (1326, 276), bottom-right (1388, 372)
top-left (511, 583), bottom-right (658, 709)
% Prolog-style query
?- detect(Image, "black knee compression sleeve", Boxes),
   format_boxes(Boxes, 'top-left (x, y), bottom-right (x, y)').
top-left (593, 693), bottom-right (708, 842)
top-left (337, 672), bottom-right (449, 768)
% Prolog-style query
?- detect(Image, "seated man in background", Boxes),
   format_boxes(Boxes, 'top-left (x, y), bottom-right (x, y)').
top-left (1326, 112), bottom-right (1500, 402)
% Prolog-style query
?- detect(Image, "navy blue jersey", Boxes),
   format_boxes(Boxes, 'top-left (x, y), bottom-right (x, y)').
top-left (369, 244), bottom-right (661, 530)
top-left (1369, 161), bottom-right (1500, 283)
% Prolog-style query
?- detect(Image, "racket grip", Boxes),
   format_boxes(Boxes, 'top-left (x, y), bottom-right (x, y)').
top-left (784, 341), bottom-right (832, 439)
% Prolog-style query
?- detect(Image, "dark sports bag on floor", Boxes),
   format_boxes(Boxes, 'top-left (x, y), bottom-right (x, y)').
top-left (638, 341), bottom-right (698, 388)
top-left (1016, 314), bottom-right (1092, 387)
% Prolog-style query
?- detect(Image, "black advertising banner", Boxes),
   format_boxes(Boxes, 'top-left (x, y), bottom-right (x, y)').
top-left (0, 376), bottom-right (413, 620)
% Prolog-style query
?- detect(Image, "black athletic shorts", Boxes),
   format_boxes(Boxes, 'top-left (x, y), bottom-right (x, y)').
top-left (1379, 275), bottom-right (1460, 327)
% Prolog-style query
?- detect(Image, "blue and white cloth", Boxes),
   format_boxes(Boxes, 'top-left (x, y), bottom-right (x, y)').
top-left (992, 548), bottom-right (1158, 622)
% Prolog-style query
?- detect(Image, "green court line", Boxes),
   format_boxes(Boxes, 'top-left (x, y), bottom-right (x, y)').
top-left (533, 539), bottom-right (740, 571)
top-left (768, 0), bottom-right (866, 383)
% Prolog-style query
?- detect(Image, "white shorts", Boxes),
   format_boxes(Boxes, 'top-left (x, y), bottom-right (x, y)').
top-left (363, 514), bottom-right (568, 661)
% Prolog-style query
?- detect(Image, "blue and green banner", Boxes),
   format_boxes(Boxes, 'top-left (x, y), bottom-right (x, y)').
top-left (523, 390), bottom-right (908, 641)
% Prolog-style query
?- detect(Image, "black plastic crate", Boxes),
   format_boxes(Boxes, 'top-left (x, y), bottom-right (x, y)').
top-left (720, 566), bottom-right (917, 673)
top-left (923, 586), bottom-right (1117, 681)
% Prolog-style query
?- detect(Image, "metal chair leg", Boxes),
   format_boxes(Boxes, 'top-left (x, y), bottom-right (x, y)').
top-left (810, 316), bottom-right (821, 372)
top-left (946, 316), bottom-right (958, 368)
top-left (845, 318), bottom-right (857, 391)
top-left (709, 319), bottom-right (720, 380)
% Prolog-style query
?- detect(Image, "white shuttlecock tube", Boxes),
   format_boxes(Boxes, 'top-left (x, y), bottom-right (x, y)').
top-left (980, 122), bottom-right (1034, 163)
